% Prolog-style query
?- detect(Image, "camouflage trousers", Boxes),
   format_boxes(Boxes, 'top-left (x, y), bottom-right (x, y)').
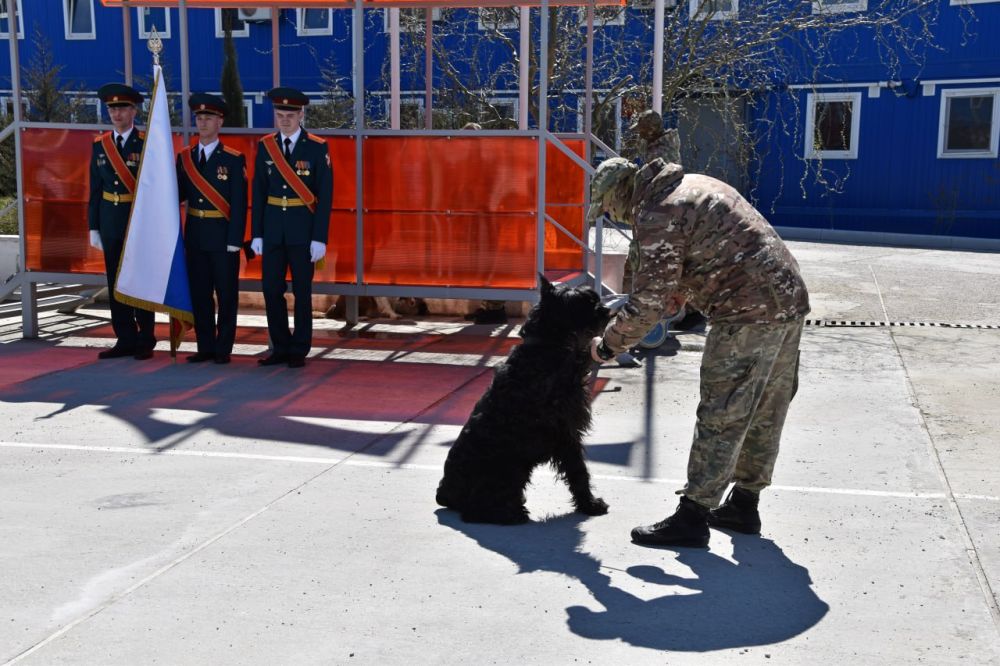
top-left (680, 318), bottom-right (804, 508)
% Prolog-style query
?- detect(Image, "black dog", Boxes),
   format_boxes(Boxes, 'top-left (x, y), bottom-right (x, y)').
top-left (436, 276), bottom-right (611, 524)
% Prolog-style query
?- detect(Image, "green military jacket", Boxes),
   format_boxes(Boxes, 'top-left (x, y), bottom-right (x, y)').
top-left (88, 129), bottom-right (144, 240)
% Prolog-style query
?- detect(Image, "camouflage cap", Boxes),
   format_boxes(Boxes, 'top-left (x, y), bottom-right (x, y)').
top-left (587, 157), bottom-right (638, 222)
top-left (628, 109), bottom-right (663, 139)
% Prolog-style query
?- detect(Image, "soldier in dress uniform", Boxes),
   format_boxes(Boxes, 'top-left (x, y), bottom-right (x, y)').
top-left (588, 155), bottom-right (810, 549)
top-left (176, 93), bottom-right (247, 365)
top-left (250, 87), bottom-right (333, 369)
top-left (87, 83), bottom-right (157, 360)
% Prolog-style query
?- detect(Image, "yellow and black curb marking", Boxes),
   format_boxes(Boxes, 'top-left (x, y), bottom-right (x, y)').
top-left (804, 320), bottom-right (999, 330)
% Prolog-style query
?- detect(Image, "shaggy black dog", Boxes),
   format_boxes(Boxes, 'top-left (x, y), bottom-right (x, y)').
top-left (436, 276), bottom-right (612, 524)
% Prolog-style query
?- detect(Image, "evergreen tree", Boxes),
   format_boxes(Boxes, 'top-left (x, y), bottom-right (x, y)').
top-left (220, 9), bottom-right (246, 128)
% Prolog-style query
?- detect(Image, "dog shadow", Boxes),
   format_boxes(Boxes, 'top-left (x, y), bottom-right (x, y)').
top-left (436, 510), bottom-right (828, 652)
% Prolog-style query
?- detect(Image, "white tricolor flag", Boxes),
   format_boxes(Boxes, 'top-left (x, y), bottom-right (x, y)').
top-left (114, 64), bottom-right (193, 355)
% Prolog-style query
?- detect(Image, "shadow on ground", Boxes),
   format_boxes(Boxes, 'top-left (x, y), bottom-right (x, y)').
top-left (437, 509), bottom-right (828, 651)
top-left (0, 340), bottom-right (496, 453)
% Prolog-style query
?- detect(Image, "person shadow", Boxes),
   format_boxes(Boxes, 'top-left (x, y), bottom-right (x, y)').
top-left (436, 510), bottom-right (828, 652)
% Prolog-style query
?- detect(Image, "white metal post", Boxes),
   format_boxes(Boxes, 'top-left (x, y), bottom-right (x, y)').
top-left (424, 12), bottom-right (433, 129)
top-left (519, 7), bottom-right (529, 130)
top-left (536, 0), bottom-right (548, 279)
top-left (653, 0), bottom-right (664, 114)
top-left (390, 8), bottom-right (400, 129)
top-left (350, 0), bottom-right (364, 324)
top-left (272, 6), bottom-right (281, 86)
top-left (585, 2), bottom-right (601, 292)
top-left (178, 0), bottom-right (190, 140)
top-left (123, 6), bottom-right (133, 86)
top-left (8, 0), bottom-right (32, 336)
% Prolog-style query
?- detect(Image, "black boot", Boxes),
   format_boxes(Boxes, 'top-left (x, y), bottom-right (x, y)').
top-left (707, 486), bottom-right (761, 535)
top-left (630, 497), bottom-right (710, 548)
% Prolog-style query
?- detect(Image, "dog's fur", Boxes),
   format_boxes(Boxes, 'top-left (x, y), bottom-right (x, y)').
top-left (436, 277), bottom-right (611, 524)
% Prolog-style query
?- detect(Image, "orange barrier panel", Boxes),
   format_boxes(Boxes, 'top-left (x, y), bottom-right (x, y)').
top-left (20, 128), bottom-right (586, 289)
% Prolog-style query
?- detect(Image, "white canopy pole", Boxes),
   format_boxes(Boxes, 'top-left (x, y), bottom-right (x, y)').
top-left (390, 8), bottom-right (400, 128)
top-left (653, 0), bottom-right (664, 114)
top-left (519, 6), bottom-right (529, 130)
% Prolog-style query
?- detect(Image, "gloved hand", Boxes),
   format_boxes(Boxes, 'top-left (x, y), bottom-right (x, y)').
top-left (250, 237), bottom-right (263, 256)
top-left (590, 336), bottom-right (615, 364)
top-left (309, 240), bottom-right (326, 263)
top-left (89, 230), bottom-right (103, 251)
top-left (226, 245), bottom-right (240, 253)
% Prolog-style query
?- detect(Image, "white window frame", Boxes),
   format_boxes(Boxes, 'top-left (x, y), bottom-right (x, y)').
top-left (242, 100), bottom-right (254, 128)
top-left (383, 8), bottom-right (442, 33)
top-left (0, 0), bottom-right (24, 39)
top-left (70, 97), bottom-right (101, 124)
top-left (0, 95), bottom-right (29, 118)
top-left (64, 0), bottom-right (96, 40)
top-left (949, 1), bottom-right (1000, 5)
top-left (383, 96), bottom-right (426, 127)
top-left (937, 87), bottom-right (1000, 159)
top-left (214, 9), bottom-right (249, 38)
top-left (137, 7), bottom-right (171, 39)
top-left (578, 6), bottom-right (626, 26)
top-left (689, 0), bottom-right (738, 21)
top-left (297, 8), bottom-right (333, 36)
top-left (805, 91), bottom-right (861, 160)
top-left (812, 0), bottom-right (867, 13)
top-left (577, 96), bottom-right (623, 154)
top-left (477, 7), bottom-right (518, 31)
top-left (480, 96), bottom-right (518, 125)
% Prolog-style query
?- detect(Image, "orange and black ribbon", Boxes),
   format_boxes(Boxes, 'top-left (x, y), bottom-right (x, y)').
top-left (180, 146), bottom-right (231, 220)
top-left (101, 133), bottom-right (137, 193)
top-left (261, 134), bottom-right (317, 214)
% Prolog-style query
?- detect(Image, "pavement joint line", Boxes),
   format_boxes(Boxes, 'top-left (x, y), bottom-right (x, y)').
top-left (875, 275), bottom-right (1000, 633)
top-left (3, 441), bottom-right (997, 503)
top-left (3, 462), bottom-right (342, 666)
top-left (870, 264), bottom-right (892, 327)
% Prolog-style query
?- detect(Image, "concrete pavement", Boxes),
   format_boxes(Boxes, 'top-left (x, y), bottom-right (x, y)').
top-left (1, 240), bottom-right (999, 664)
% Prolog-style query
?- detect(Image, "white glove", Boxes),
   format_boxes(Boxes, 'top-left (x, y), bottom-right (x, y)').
top-left (89, 230), bottom-right (103, 251)
top-left (250, 238), bottom-right (263, 255)
top-left (309, 240), bottom-right (326, 263)
top-left (226, 245), bottom-right (240, 253)
top-left (590, 336), bottom-right (614, 364)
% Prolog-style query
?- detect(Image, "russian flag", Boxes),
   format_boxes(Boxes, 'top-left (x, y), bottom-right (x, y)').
top-left (114, 64), bottom-right (193, 355)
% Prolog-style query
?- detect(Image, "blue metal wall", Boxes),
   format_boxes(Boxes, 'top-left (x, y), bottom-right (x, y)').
top-left (1, 1), bottom-right (997, 241)
top-left (753, 3), bottom-right (1000, 242)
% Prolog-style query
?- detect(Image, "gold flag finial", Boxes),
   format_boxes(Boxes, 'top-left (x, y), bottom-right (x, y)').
top-left (148, 27), bottom-right (163, 66)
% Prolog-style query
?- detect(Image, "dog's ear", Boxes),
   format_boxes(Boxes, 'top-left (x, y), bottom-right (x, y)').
top-left (539, 274), bottom-right (554, 298)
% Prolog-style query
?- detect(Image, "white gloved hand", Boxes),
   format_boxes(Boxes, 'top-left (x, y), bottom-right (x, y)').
top-left (226, 245), bottom-right (240, 253)
top-left (250, 238), bottom-right (263, 256)
top-left (590, 336), bottom-right (614, 364)
top-left (309, 240), bottom-right (326, 264)
top-left (89, 230), bottom-right (103, 251)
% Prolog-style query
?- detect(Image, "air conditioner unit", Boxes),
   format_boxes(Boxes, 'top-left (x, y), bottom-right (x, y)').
top-left (237, 8), bottom-right (273, 23)
top-left (630, 0), bottom-right (677, 10)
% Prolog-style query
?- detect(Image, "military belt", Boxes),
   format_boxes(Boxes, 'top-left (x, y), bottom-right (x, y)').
top-left (188, 208), bottom-right (225, 219)
top-left (267, 196), bottom-right (307, 210)
top-left (102, 191), bottom-right (135, 205)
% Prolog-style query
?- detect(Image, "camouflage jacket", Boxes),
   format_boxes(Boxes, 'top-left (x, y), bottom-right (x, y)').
top-left (603, 159), bottom-right (810, 352)
top-left (640, 128), bottom-right (681, 165)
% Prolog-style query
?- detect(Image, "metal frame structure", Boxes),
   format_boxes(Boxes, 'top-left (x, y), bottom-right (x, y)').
top-left (2, 0), bottom-right (655, 337)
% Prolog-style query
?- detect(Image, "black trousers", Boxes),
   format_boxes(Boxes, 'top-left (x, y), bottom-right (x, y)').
top-left (261, 243), bottom-right (314, 357)
top-left (187, 247), bottom-right (241, 356)
top-left (101, 234), bottom-right (156, 351)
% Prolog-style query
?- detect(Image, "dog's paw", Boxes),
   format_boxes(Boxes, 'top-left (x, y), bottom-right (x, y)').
top-left (576, 497), bottom-right (609, 516)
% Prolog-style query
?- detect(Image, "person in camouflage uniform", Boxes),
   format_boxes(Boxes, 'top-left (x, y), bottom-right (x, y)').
top-left (588, 149), bottom-right (810, 549)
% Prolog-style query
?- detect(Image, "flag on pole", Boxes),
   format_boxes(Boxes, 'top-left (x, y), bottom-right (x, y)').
top-left (114, 64), bottom-right (193, 356)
